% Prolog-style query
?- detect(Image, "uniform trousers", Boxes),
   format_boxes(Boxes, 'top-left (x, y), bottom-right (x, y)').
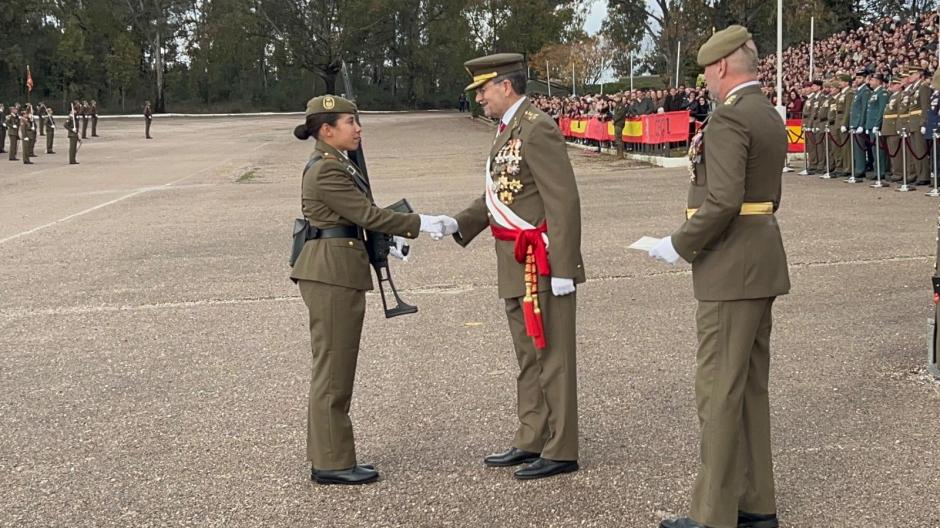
top-left (690, 298), bottom-right (777, 528)
top-left (299, 279), bottom-right (364, 471)
top-left (505, 290), bottom-right (578, 461)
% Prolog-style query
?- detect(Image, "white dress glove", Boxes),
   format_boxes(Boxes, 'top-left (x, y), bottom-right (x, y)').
top-left (428, 216), bottom-right (459, 241)
top-left (872, 127), bottom-right (879, 134)
top-left (649, 236), bottom-right (680, 265)
top-left (388, 236), bottom-right (409, 261)
top-left (550, 277), bottom-right (576, 296)
top-left (855, 126), bottom-right (863, 134)
top-left (419, 214), bottom-right (444, 236)
top-left (840, 125), bottom-right (847, 133)
top-left (921, 126), bottom-right (927, 135)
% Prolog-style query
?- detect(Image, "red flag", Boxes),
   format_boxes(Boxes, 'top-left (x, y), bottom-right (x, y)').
top-left (26, 65), bottom-right (33, 93)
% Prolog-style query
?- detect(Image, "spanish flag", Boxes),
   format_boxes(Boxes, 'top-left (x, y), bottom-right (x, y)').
top-left (26, 65), bottom-right (34, 93)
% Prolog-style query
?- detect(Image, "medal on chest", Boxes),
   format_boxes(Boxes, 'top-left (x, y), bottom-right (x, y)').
top-left (492, 138), bottom-right (524, 205)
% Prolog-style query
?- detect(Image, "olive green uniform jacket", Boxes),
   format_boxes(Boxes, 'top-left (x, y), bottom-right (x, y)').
top-left (452, 98), bottom-right (586, 297)
top-left (289, 141), bottom-right (420, 289)
top-left (672, 84), bottom-right (791, 301)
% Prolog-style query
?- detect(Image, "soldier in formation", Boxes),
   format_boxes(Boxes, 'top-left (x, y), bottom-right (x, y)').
top-left (144, 101), bottom-right (153, 139)
top-left (45, 106), bottom-right (56, 154)
top-left (66, 102), bottom-right (80, 165)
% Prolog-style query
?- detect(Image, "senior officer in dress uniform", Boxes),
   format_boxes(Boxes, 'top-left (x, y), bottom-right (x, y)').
top-left (649, 26), bottom-right (789, 528)
top-left (291, 95), bottom-right (454, 485)
top-left (440, 53), bottom-right (585, 481)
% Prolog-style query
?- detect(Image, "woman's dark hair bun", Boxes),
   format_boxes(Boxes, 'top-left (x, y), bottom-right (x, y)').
top-left (294, 123), bottom-right (311, 140)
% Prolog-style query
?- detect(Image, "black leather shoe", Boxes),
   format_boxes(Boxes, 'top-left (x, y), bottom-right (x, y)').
top-left (311, 464), bottom-right (379, 485)
top-left (738, 511), bottom-right (779, 528)
top-left (513, 457), bottom-right (578, 480)
top-left (483, 447), bottom-right (540, 467)
top-left (660, 517), bottom-right (707, 528)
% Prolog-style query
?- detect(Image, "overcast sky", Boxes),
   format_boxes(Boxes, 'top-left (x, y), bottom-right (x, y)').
top-left (584, 0), bottom-right (607, 35)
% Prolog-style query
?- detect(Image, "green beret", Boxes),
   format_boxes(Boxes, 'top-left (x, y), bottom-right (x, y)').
top-left (304, 95), bottom-right (357, 118)
top-left (697, 25), bottom-right (752, 67)
top-left (837, 73), bottom-right (852, 82)
top-left (464, 53), bottom-right (526, 91)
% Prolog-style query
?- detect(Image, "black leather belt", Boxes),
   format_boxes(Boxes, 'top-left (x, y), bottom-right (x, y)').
top-left (307, 225), bottom-right (363, 241)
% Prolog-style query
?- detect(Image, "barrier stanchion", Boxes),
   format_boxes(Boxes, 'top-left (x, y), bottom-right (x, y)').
top-left (845, 129), bottom-right (858, 183)
top-left (821, 125), bottom-right (832, 179)
top-left (871, 130), bottom-right (888, 188)
top-left (898, 129), bottom-right (913, 192)
top-left (928, 132), bottom-right (940, 197)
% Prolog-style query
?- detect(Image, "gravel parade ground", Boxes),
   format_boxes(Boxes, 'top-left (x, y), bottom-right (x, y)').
top-left (1, 112), bottom-right (939, 527)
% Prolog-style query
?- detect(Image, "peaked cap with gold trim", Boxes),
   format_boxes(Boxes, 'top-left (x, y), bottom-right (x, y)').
top-left (463, 53), bottom-right (526, 91)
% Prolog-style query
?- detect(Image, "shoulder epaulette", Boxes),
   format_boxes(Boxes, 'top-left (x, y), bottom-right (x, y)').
top-left (523, 110), bottom-right (539, 121)
top-left (724, 94), bottom-right (739, 106)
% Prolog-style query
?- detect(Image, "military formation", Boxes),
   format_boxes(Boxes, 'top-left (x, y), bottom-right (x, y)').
top-left (2, 99), bottom-right (156, 166)
top-left (799, 65), bottom-right (940, 188)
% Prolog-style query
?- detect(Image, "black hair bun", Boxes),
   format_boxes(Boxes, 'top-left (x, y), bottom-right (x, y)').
top-left (293, 124), bottom-right (310, 140)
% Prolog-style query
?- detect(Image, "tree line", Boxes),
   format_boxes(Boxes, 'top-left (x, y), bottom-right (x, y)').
top-left (0, 0), bottom-right (932, 113)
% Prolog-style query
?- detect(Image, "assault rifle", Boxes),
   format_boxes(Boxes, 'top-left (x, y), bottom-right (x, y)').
top-left (341, 61), bottom-right (418, 318)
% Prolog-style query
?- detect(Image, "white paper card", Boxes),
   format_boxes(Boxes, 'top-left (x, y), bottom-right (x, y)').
top-left (628, 236), bottom-right (661, 252)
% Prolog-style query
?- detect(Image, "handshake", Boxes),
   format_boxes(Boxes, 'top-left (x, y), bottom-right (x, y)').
top-left (418, 214), bottom-right (459, 240)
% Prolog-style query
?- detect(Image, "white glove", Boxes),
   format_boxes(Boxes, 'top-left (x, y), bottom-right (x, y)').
top-left (872, 127), bottom-right (879, 134)
top-left (419, 214), bottom-right (444, 236)
top-left (840, 125), bottom-right (847, 133)
top-left (551, 277), bottom-right (576, 296)
top-left (921, 126), bottom-right (927, 135)
top-left (388, 236), bottom-right (410, 261)
top-left (648, 236), bottom-right (680, 265)
top-left (428, 215), bottom-right (459, 241)
top-left (855, 126), bottom-right (864, 134)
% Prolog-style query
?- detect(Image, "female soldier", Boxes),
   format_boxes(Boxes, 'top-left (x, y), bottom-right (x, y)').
top-left (290, 95), bottom-right (451, 485)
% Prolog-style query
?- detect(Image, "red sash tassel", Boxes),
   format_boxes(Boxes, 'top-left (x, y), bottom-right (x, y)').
top-left (490, 222), bottom-right (551, 349)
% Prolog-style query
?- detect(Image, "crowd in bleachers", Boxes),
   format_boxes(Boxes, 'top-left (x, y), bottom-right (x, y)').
top-left (528, 12), bottom-right (940, 123)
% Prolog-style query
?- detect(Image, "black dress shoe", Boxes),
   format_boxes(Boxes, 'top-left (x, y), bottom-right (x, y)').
top-left (738, 511), bottom-right (779, 528)
top-left (483, 447), bottom-right (540, 467)
top-left (311, 464), bottom-right (379, 485)
top-left (513, 457), bottom-right (578, 480)
top-left (660, 517), bottom-right (707, 528)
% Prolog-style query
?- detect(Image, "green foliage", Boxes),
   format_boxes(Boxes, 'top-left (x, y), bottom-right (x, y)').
top-left (0, 0), bottom-right (906, 111)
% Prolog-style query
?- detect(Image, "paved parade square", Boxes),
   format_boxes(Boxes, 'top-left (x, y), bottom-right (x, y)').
top-left (1, 112), bottom-right (939, 527)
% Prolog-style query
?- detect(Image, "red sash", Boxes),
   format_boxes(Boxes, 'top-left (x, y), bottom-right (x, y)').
top-left (490, 222), bottom-right (551, 349)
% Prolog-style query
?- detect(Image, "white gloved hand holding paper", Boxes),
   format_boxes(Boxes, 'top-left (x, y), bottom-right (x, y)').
top-left (648, 235), bottom-right (680, 265)
top-left (551, 277), bottom-right (575, 296)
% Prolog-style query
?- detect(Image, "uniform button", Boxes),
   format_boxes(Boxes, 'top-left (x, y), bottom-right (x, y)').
top-left (576, 264), bottom-right (582, 268)
top-left (406, 232), bottom-right (412, 237)
top-left (348, 241), bottom-right (354, 246)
